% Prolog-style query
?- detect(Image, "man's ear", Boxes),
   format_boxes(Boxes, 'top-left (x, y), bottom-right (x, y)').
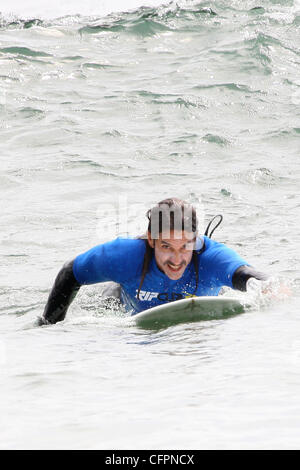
top-left (147, 231), bottom-right (155, 249)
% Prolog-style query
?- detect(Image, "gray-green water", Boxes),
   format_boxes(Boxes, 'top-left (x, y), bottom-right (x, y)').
top-left (1, 0), bottom-right (300, 449)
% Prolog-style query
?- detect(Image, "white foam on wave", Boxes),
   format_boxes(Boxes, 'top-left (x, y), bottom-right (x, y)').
top-left (0, 0), bottom-right (168, 20)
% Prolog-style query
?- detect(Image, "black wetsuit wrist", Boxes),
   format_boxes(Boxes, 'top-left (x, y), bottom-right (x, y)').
top-left (41, 259), bottom-right (81, 324)
top-left (232, 265), bottom-right (268, 292)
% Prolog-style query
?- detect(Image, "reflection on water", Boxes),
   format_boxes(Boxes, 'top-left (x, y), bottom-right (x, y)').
top-left (127, 320), bottom-right (225, 364)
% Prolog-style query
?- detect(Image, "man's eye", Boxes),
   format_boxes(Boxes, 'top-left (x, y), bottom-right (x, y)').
top-left (162, 245), bottom-right (170, 249)
top-left (181, 244), bottom-right (191, 252)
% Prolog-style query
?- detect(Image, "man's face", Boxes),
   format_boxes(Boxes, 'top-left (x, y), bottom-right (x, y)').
top-left (148, 230), bottom-right (196, 281)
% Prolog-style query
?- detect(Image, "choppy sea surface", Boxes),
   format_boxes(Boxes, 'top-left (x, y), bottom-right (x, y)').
top-left (1, 0), bottom-right (300, 450)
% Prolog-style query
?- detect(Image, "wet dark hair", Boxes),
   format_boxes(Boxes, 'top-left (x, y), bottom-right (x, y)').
top-left (137, 198), bottom-right (199, 299)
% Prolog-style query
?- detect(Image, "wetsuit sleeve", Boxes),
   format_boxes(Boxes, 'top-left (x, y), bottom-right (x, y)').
top-left (232, 265), bottom-right (268, 292)
top-left (38, 259), bottom-right (81, 325)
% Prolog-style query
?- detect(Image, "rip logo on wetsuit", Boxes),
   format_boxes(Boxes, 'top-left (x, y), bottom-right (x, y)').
top-left (136, 290), bottom-right (159, 301)
top-left (136, 290), bottom-right (186, 302)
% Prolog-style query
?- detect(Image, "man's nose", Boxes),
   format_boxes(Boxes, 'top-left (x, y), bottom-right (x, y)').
top-left (170, 251), bottom-right (182, 264)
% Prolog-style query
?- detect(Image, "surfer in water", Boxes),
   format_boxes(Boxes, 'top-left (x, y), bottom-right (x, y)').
top-left (39, 197), bottom-right (268, 325)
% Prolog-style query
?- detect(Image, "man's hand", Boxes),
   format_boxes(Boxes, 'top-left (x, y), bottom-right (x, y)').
top-left (246, 277), bottom-right (292, 301)
top-left (35, 316), bottom-right (50, 326)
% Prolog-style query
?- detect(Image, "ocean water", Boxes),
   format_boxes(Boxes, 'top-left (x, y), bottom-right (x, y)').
top-left (1, 0), bottom-right (300, 450)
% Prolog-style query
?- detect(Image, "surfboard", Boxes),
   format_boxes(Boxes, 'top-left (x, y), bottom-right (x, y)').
top-left (133, 296), bottom-right (246, 328)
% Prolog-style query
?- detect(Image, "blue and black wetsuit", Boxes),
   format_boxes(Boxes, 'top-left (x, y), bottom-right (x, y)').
top-left (39, 236), bottom-right (267, 325)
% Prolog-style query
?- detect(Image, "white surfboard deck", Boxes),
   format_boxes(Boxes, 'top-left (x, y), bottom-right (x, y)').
top-left (134, 296), bottom-right (246, 328)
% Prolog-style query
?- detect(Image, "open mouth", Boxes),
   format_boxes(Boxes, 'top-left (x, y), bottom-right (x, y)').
top-left (167, 264), bottom-right (184, 273)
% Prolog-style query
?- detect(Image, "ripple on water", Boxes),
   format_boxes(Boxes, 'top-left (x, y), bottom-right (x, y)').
top-left (81, 62), bottom-right (117, 70)
top-left (0, 46), bottom-right (52, 58)
top-left (202, 133), bottom-right (231, 146)
top-left (18, 107), bottom-right (45, 119)
top-left (193, 82), bottom-right (265, 94)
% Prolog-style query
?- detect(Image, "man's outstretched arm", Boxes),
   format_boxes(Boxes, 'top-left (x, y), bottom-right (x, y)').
top-left (38, 260), bottom-right (81, 325)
